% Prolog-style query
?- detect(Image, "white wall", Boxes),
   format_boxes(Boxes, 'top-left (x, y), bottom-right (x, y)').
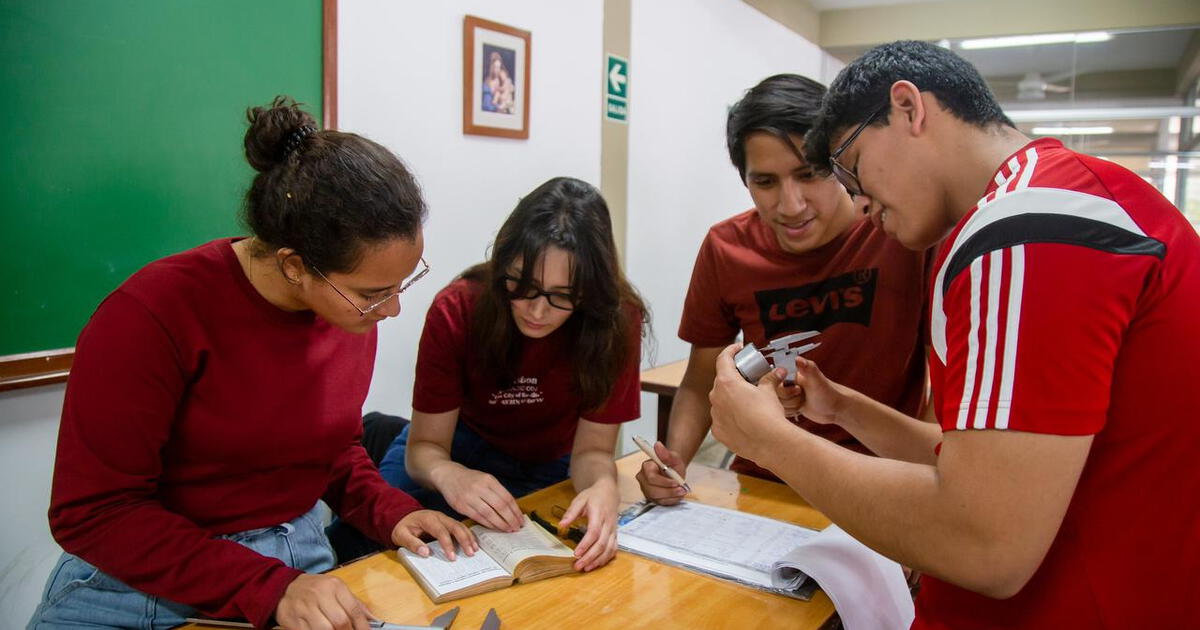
top-left (0, 385), bottom-right (65, 628)
top-left (339, 0), bottom-right (605, 417)
top-left (620, 0), bottom-right (842, 446)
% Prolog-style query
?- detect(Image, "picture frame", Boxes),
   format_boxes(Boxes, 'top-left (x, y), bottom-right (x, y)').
top-left (463, 15), bottom-right (531, 139)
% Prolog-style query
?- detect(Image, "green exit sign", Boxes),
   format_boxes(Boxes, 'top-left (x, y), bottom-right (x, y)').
top-left (606, 53), bottom-right (628, 123)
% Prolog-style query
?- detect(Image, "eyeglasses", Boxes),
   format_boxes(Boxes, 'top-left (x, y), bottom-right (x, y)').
top-left (502, 275), bottom-right (576, 311)
top-left (829, 104), bottom-right (889, 198)
top-left (313, 257), bottom-right (430, 317)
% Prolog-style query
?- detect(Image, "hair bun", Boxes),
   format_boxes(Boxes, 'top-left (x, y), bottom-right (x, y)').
top-left (244, 96), bottom-right (318, 173)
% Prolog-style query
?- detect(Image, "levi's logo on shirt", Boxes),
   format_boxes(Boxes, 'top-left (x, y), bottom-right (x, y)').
top-left (488, 376), bottom-right (545, 406)
top-left (754, 268), bottom-right (877, 338)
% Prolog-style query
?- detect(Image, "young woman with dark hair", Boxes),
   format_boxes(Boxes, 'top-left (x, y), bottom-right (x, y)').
top-left (378, 176), bottom-right (647, 573)
top-left (28, 97), bottom-right (475, 630)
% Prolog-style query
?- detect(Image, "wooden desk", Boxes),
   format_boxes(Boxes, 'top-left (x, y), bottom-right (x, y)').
top-left (640, 359), bottom-right (687, 443)
top-left (184, 455), bottom-right (834, 630)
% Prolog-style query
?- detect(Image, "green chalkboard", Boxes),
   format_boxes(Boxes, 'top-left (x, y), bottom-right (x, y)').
top-left (0, 0), bottom-right (323, 355)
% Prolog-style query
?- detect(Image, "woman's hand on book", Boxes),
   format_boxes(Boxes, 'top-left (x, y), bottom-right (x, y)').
top-left (439, 469), bottom-right (525, 532)
top-left (276, 573), bottom-right (375, 630)
top-left (391, 509), bottom-right (478, 561)
top-left (559, 480), bottom-right (619, 572)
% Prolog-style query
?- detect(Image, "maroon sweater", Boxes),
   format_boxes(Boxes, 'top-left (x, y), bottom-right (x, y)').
top-left (48, 238), bottom-right (420, 627)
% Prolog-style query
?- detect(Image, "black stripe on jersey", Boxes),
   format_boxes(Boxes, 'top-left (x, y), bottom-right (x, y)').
top-left (942, 213), bottom-right (1166, 296)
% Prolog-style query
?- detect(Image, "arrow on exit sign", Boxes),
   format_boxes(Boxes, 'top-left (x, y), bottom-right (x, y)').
top-left (606, 54), bottom-right (628, 100)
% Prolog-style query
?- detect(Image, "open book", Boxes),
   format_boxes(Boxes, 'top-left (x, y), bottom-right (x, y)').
top-left (397, 515), bottom-right (577, 603)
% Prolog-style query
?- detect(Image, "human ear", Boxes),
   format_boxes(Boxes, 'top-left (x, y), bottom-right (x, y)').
top-left (888, 80), bottom-right (926, 136)
top-left (275, 248), bottom-right (306, 285)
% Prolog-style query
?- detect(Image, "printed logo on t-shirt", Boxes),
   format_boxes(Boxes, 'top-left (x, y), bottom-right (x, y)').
top-left (754, 268), bottom-right (877, 338)
top-left (488, 376), bottom-right (545, 406)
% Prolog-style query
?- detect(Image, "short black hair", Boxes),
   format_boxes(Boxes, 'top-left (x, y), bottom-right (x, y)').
top-left (726, 74), bottom-right (826, 181)
top-left (805, 40), bottom-right (1013, 174)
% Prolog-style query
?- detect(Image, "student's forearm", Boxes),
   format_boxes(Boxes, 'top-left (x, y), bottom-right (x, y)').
top-left (569, 448), bottom-right (618, 493)
top-left (758, 427), bottom-right (1032, 597)
top-left (833, 388), bottom-right (943, 465)
top-left (406, 440), bottom-right (467, 492)
top-left (666, 346), bottom-right (724, 466)
top-left (664, 383), bottom-right (714, 466)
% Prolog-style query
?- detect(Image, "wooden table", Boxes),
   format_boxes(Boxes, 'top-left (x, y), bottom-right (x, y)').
top-left (185, 455), bottom-right (835, 630)
top-left (640, 359), bottom-right (688, 443)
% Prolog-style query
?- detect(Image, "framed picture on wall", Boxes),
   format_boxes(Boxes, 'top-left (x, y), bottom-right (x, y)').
top-left (463, 15), bottom-right (530, 139)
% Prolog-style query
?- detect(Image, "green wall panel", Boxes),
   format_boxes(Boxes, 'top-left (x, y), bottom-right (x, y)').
top-left (1, 0), bottom-right (323, 354)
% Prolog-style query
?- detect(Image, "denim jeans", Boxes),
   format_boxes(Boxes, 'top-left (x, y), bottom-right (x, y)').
top-left (27, 502), bottom-right (334, 630)
top-left (377, 422), bottom-right (571, 519)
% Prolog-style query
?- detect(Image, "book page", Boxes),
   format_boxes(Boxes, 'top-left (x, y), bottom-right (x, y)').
top-left (618, 501), bottom-right (816, 592)
top-left (771, 524), bottom-right (914, 630)
top-left (397, 540), bottom-right (511, 598)
top-left (472, 516), bottom-right (574, 575)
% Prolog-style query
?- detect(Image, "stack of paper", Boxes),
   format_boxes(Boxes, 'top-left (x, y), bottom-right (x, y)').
top-left (770, 524), bottom-right (914, 630)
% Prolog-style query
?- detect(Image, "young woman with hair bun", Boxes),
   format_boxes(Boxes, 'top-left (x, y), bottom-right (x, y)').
top-left (28, 97), bottom-right (473, 630)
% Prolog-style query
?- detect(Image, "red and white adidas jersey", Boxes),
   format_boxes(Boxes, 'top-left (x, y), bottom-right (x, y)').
top-left (915, 138), bottom-right (1200, 629)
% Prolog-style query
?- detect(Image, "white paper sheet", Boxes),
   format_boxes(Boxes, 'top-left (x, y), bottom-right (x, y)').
top-left (771, 524), bottom-right (914, 630)
top-left (617, 501), bottom-right (817, 592)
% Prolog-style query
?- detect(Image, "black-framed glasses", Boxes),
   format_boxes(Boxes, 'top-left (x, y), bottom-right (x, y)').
top-left (830, 104), bottom-right (889, 198)
top-left (313, 257), bottom-right (430, 317)
top-left (502, 275), bottom-right (576, 311)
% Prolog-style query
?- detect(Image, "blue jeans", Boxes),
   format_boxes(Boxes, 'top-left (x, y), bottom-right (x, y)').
top-left (27, 503), bottom-right (334, 630)
top-left (378, 422), bottom-right (571, 519)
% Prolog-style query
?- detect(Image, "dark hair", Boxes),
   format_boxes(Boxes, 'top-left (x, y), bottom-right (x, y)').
top-left (726, 74), bottom-right (827, 182)
top-left (465, 177), bottom-right (648, 412)
top-left (242, 96), bottom-right (427, 272)
top-left (805, 40), bottom-right (1014, 174)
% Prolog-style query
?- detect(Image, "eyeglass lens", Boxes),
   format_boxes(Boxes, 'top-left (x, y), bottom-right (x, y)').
top-left (503, 276), bottom-right (575, 310)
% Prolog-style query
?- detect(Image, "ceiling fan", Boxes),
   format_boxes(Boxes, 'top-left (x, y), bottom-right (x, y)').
top-left (1014, 71), bottom-right (1073, 100)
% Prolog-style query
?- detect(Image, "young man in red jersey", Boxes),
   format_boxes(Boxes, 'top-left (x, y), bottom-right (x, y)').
top-left (709, 40), bottom-right (1200, 628)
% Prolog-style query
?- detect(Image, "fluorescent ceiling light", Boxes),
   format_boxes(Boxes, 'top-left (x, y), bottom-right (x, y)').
top-left (1006, 106), bottom-right (1200, 123)
top-left (1149, 162), bottom-right (1193, 169)
top-left (960, 31), bottom-right (1112, 50)
top-left (1031, 126), bottom-right (1114, 136)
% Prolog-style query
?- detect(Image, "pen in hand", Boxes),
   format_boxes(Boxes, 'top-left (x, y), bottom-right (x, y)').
top-left (632, 435), bottom-right (692, 494)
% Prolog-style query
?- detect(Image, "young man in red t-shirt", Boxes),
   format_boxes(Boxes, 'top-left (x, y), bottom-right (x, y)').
top-left (709, 41), bottom-right (1200, 628)
top-left (638, 74), bottom-right (930, 502)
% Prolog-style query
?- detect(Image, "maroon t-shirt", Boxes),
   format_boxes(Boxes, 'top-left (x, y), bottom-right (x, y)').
top-left (679, 210), bottom-right (930, 478)
top-left (413, 278), bottom-right (641, 462)
top-left (49, 239), bottom-right (421, 628)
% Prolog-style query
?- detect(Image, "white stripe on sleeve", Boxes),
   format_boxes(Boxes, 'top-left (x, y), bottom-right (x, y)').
top-left (955, 257), bottom-right (985, 431)
top-left (972, 251), bottom-right (1003, 429)
top-left (994, 245), bottom-right (1025, 430)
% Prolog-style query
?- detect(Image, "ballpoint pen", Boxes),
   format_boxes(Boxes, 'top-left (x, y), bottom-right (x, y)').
top-left (632, 434), bottom-right (692, 494)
